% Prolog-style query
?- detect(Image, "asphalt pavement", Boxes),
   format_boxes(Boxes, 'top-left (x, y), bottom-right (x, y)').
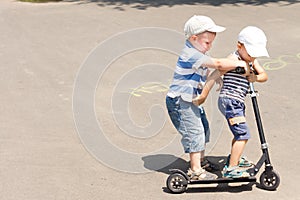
top-left (1, 0), bottom-right (300, 199)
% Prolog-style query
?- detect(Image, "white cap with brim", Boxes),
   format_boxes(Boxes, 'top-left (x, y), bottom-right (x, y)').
top-left (238, 26), bottom-right (269, 58)
top-left (184, 15), bottom-right (226, 39)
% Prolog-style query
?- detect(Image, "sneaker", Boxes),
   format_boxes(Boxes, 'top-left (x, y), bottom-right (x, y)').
top-left (222, 166), bottom-right (250, 178)
top-left (226, 154), bottom-right (253, 168)
top-left (239, 156), bottom-right (253, 167)
top-left (187, 168), bottom-right (218, 180)
top-left (201, 159), bottom-right (219, 172)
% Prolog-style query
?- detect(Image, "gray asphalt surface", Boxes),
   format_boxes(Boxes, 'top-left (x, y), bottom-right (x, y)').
top-left (1, 0), bottom-right (300, 199)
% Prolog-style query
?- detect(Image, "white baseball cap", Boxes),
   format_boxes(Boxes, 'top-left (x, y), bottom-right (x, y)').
top-left (238, 26), bottom-right (269, 57)
top-left (184, 15), bottom-right (226, 39)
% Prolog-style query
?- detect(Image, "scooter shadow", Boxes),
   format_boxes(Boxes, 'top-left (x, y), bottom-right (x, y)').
top-left (162, 182), bottom-right (256, 194)
top-left (142, 154), bottom-right (227, 175)
top-left (142, 154), bottom-right (256, 193)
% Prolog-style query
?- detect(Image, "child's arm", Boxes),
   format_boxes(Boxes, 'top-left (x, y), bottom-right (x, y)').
top-left (202, 57), bottom-right (248, 72)
top-left (192, 70), bottom-right (225, 106)
top-left (247, 59), bottom-right (268, 83)
top-left (193, 53), bottom-right (241, 106)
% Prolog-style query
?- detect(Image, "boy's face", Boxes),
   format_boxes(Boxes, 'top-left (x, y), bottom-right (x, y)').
top-left (189, 31), bottom-right (216, 53)
top-left (238, 43), bottom-right (256, 63)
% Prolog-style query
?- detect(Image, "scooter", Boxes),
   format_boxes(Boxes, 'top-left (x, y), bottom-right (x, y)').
top-left (166, 64), bottom-right (280, 193)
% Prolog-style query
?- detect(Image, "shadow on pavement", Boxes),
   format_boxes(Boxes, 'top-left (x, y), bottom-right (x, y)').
top-left (142, 154), bottom-right (228, 175)
top-left (64, 0), bottom-right (300, 10)
top-left (142, 154), bottom-right (189, 174)
top-left (143, 154), bottom-right (257, 193)
top-left (162, 182), bottom-right (256, 194)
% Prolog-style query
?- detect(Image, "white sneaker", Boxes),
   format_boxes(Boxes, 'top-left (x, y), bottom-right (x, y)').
top-left (187, 168), bottom-right (218, 180)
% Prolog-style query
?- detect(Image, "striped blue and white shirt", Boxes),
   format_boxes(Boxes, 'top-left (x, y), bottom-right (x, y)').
top-left (167, 41), bottom-right (211, 102)
top-left (219, 51), bottom-right (249, 102)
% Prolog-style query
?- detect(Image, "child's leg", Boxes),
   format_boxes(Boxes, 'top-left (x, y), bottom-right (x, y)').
top-left (199, 106), bottom-right (209, 163)
top-left (166, 96), bottom-right (206, 171)
top-left (200, 149), bottom-right (205, 163)
top-left (189, 151), bottom-right (217, 180)
top-left (229, 139), bottom-right (248, 167)
top-left (190, 152), bottom-right (201, 172)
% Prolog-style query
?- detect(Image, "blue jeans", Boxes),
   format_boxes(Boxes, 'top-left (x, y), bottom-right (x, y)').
top-left (166, 96), bottom-right (210, 153)
top-left (218, 97), bottom-right (250, 140)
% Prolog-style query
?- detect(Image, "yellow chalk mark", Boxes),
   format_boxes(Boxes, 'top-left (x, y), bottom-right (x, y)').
top-left (262, 53), bottom-right (300, 71)
top-left (129, 82), bottom-right (169, 97)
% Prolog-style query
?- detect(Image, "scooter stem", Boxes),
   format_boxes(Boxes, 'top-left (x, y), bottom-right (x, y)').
top-left (248, 62), bottom-right (272, 166)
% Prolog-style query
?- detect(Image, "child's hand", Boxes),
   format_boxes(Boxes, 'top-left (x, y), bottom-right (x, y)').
top-left (237, 61), bottom-right (249, 75)
top-left (192, 95), bottom-right (207, 106)
top-left (246, 72), bottom-right (257, 82)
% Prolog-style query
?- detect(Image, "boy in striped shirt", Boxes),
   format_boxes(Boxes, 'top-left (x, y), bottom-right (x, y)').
top-left (195, 26), bottom-right (269, 178)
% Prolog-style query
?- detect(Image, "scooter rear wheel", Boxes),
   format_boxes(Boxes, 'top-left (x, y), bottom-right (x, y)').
top-left (259, 170), bottom-right (280, 191)
top-left (166, 173), bottom-right (188, 193)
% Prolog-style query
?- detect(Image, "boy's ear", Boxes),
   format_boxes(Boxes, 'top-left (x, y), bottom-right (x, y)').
top-left (190, 35), bottom-right (197, 40)
top-left (237, 42), bottom-right (242, 49)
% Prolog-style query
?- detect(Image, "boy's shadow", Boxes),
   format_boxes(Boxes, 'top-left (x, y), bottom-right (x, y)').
top-left (142, 154), bottom-right (227, 175)
top-left (142, 154), bottom-right (256, 193)
top-left (142, 154), bottom-right (189, 174)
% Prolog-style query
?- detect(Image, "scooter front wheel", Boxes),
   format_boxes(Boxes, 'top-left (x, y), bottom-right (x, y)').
top-left (166, 173), bottom-right (188, 193)
top-left (259, 170), bottom-right (280, 191)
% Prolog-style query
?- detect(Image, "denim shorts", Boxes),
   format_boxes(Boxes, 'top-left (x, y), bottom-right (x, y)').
top-left (166, 96), bottom-right (210, 153)
top-left (218, 97), bottom-right (250, 140)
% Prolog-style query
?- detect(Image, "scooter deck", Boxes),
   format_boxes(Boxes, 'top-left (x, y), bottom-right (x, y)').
top-left (189, 176), bottom-right (256, 184)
